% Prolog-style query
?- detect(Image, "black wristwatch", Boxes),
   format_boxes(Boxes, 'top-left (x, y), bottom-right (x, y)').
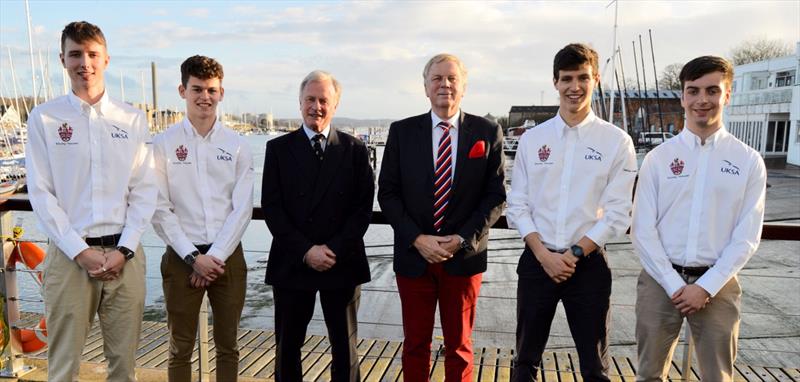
top-left (459, 237), bottom-right (472, 251)
top-left (570, 245), bottom-right (584, 259)
top-left (184, 251), bottom-right (200, 266)
top-left (117, 246), bottom-right (135, 261)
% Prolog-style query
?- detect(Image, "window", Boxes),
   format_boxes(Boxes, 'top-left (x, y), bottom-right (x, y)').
top-left (776, 71), bottom-right (795, 87)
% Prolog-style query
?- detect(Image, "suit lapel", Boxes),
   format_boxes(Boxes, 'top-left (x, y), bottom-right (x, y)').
top-left (309, 127), bottom-right (344, 210)
top-left (452, 112), bottom-right (474, 193)
top-left (420, 113), bottom-right (435, 183)
top-left (288, 129), bottom-right (319, 177)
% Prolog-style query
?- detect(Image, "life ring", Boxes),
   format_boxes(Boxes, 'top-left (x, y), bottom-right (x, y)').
top-left (8, 241), bottom-right (48, 352)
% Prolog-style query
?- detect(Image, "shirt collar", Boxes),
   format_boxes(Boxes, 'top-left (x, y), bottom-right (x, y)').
top-left (431, 110), bottom-right (460, 130)
top-left (67, 90), bottom-right (110, 116)
top-left (678, 126), bottom-right (727, 149)
top-left (182, 117), bottom-right (222, 139)
top-left (554, 109), bottom-right (596, 139)
top-left (303, 124), bottom-right (330, 141)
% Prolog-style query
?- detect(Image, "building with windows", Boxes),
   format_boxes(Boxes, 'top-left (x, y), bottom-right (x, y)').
top-left (725, 43), bottom-right (799, 163)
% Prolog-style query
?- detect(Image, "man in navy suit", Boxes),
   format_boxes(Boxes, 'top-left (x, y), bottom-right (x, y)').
top-left (262, 70), bottom-right (374, 382)
top-left (378, 53), bottom-right (506, 382)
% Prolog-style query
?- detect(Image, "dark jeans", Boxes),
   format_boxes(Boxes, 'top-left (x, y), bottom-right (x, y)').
top-left (273, 285), bottom-right (361, 382)
top-left (511, 248), bottom-right (612, 382)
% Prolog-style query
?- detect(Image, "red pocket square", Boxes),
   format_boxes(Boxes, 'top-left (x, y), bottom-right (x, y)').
top-left (468, 140), bottom-right (486, 159)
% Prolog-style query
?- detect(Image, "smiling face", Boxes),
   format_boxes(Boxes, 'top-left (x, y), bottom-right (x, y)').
top-left (424, 59), bottom-right (465, 119)
top-left (300, 78), bottom-right (338, 132)
top-left (554, 63), bottom-right (598, 122)
top-left (60, 37), bottom-right (109, 100)
top-left (681, 71), bottom-right (731, 134)
top-left (179, 75), bottom-right (224, 121)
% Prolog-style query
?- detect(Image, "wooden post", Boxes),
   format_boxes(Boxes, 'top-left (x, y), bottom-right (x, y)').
top-left (0, 210), bottom-right (33, 377)
top-left (198, 294), bottom-right (210, 381)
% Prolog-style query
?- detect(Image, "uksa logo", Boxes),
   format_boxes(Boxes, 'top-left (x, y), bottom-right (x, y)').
top-left (111, 125), bottom-right (129, 139)
top-left (584, 146), bottom-right (603, 161)
top-left (216, 148), bottom-right (233, 162)
top-left (720, 160), bottom-right (740, 176)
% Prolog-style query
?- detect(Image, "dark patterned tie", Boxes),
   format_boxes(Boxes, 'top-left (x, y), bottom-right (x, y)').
top-left (433, 121), bottom-right (452, 232)
top-left (312, 134), bottom-right (324, 161)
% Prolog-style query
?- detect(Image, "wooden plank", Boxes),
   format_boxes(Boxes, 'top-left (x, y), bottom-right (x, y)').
top-left (477, 347), bottom-right (498, 382)
top-left (611, 355), bottom-right (636, 381)
top-left (555, 352), bottom-right (576, 381)
top-left (496, 347), bottom-right (513, 382)
top-left (750, 366), bottom-right (775, 382)
top-left (304, 338), bottom-right (334, 381)
top-left (359, 339), bottom-right (387, 380)
top-left (238, 333), bottom-right (276, 376)
top-left (779, 368), bottom-right (800, 381)
top-left (667, 360), bottom-right (684, 381)
top-left (300, 335), bottom-right (329, 380)
top-left (364, 339), bottom-right (401, 382)
top-left (736, 364), bottom-right (764, 382)
top-left (429, 343), bottom-right (446, 382)
top-left (541, 352), bottom-right (558, 382)
top-left (765, 367), bottom-right (796, 382)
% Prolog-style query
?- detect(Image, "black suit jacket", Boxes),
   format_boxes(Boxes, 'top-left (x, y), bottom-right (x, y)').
top-left (378, 112), bottom-right (505, 278)
top-left (262, 128), bottom-right (374, 290)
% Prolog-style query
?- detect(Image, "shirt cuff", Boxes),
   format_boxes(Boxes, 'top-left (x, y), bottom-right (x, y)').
top-left (173, 238), bottom-right (197, 259)
top-left (205, 247), bottom-right (229, 262)
top-left (515, 219), bottom-right (538, 242)
top-left (118, 229), bottom-right (144, 255)
top-left (662, 270), bottom-right (687, 297)
top-left (59, 231), bottom-right (90, 260)
top-left (694, 268), bottom-right (727, 297)
top-left (584, 221), bottom-right (612, 247)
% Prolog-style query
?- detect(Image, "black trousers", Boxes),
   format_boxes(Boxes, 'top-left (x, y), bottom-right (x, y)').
top-left (273, 285), bottom-right (361, 382)
top-left (511, 248), bottom-right (612, 382)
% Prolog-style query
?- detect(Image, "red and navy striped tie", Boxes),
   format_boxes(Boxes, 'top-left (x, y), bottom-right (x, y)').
top-left (433, 121), bottom-right (452, 232)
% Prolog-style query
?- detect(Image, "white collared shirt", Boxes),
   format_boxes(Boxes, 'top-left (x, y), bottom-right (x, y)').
top-left (151, 118), bottom-right (254, 262)
top-left (632, 127), bottom-right (766, 297)
top-left (303, 124), bottom-right (330, 151)
top-left (431, 111), bottom-right (460, 177)
top-left (507, 110), bottom-right (637, 250)
top-left (25, 92), bottom-right (157, 259)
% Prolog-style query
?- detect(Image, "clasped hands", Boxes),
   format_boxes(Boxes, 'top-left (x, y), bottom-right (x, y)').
top-left (75, 247), bottom-right (126, 282)
top-left (190, 255), bottom-right (226, 288)
top-left (413, 234), bottom-right (463, 264)
top-left (671, 284), bottom-right (711, 316)
top-left (534, 248), bottom-right (578, 284)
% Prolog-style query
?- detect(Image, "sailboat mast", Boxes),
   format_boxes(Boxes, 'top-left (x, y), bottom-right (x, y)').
top-left (24, 0), bottom-right (38, 107)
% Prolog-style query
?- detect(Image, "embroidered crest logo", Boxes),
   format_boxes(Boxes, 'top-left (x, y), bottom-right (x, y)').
top-left (670, 158), bottom-right (685, 176)
top-left (175, 145), bottom-right (188, 162)
top-left (538, 145), bottom-right (551, 162)
top-left (58, 123), bottom-right (73, 142)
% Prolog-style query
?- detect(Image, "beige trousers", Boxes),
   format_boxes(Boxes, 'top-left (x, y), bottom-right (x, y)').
top-left (635, 270), bottom-right (741, 382)
top-left (43, 244), bottom-right (146, 382)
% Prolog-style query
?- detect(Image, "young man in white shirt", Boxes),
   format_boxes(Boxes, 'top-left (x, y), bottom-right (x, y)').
top-left (151, 55), bottom-right (254, 381)
top-left (507, 43), bottom-right (637, 381)
top-left (25, 21), bottom-right (157, 381)
top-left (632, 56), bottom-right (766, 381)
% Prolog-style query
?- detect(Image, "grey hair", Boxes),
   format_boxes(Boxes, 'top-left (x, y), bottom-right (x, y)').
top-left (299, 70), bottom-right (341, 104)
top-left (422, 53), bottom-right (468, 83)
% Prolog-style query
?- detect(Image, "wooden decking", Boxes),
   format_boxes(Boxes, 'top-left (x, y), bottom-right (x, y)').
top-left (17, 317), bottom-right (800, 381)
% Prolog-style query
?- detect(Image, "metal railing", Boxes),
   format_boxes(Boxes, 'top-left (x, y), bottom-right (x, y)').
top-left (0, 197), bottom-right (797, 379)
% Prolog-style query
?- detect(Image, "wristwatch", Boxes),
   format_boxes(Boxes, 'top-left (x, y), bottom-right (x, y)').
top-left (459, 237), bottom-right (473, 251)
top-left (117, 246), bottom-right (135, 261)
top-left (570, 245), bottom-right (584, 259)
top-left (184, 251), bottom-right (200, 266)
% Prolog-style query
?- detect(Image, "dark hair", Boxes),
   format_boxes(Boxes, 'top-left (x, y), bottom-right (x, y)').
top-left (679, 55), bottom-right (733, 89)
top-left (180, 55), bottom-right (224, 87)
top-left (61, 21), bottom-right (106, 53)
top-left (553, 43), bottom-right (599, 80)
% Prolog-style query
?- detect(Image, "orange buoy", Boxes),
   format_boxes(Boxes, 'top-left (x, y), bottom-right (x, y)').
top-left (8, 241), bottom-right (47, 352)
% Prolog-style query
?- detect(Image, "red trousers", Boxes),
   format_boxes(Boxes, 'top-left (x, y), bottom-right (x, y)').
top-left (396, 263), bottom-right (483, 382)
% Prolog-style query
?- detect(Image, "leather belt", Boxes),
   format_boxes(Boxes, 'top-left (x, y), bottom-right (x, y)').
top-left (672, 264), bottom-right (709, 277)
top-left (195, 244), bottom-right (213, 254)
top-left (85, 234), bottom-right (121, 247)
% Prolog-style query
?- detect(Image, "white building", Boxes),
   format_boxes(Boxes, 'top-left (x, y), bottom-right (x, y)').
top-left (725, 42), bottom-right (799, 164)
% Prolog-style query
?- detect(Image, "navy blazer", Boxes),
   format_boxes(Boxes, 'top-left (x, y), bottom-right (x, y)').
top-left (262, 128), bottom-right (374, 289)
top-left (378, 112), bottom-right (506, 278)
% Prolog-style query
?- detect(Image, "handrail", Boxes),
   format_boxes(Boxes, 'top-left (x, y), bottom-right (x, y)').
top-left (1, 197), bottom-right (797, 240)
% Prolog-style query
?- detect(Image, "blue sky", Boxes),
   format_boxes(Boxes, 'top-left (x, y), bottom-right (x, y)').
top-left (1, 0), bottom-right (797, 119)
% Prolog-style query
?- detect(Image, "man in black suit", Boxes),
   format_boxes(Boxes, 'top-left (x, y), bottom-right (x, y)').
top-left (378, 53), bottom-right (505, 382)
top-left (262, 70), bottom-right (374, 382)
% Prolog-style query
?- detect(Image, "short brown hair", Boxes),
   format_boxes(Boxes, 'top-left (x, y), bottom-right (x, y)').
top-left (180, 55), bottom-right (224, 87)
top-left (553, 43), bottom-right (599, 81)
top-left (61, 21), bottom-right (106, 53)
top-left (679, 55), bottom-right (733, 90)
